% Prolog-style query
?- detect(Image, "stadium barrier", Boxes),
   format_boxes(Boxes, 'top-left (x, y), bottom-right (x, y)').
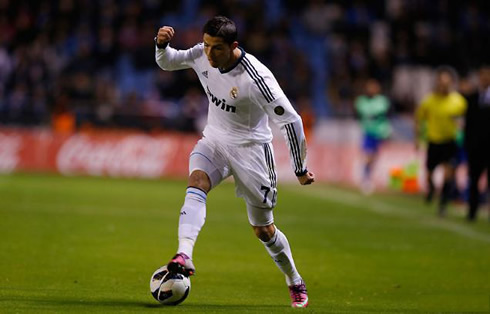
top-left (0, 127), bottom-right (467, 190)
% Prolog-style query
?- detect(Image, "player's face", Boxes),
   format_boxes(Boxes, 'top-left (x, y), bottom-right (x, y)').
top-left (365, 79), bottom-right (381, 97)
top-left (203, 33), bottom-right (234, 69)
top-left (435, 72), bottom-right (453, 94)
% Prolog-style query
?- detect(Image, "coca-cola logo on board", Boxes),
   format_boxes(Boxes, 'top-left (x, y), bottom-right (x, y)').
top-left (56, 134), bottom-right (174, 178)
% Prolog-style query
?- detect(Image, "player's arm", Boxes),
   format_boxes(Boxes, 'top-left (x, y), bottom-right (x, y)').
top-left (248, 64), bottom-right (314, 184)
top-left (264, 96), bottom-right (315, 185)
top-left (456, 93), bottom-right (468, 116)
top-left (453, 94), bottom-right (468, 136)
top-left (354, 96), bottom-right (362, 117)
top-left (155, 26), bottom-right (201, 71)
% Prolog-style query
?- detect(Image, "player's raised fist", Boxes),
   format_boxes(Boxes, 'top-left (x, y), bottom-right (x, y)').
top-left (157, 26), bottom-right (175, 45)
top-left (298, 171), bottom-right (315, 185)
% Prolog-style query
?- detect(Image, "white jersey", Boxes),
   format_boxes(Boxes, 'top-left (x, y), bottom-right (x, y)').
top-left (156, 43), bottom-right (308, 176)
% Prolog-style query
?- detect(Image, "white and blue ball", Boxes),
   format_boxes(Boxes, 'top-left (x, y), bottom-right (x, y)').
top-left (150, 265), bottom-right (191, 305)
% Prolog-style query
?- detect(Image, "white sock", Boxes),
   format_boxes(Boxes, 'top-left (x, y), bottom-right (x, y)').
top-left (177, 187), bottom-right (207, 259)
top-left (262, 228), bottom-right (302, 286)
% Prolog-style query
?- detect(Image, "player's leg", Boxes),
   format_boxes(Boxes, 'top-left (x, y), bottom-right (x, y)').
top-left (439, 162), bottom-right (455, 216)
top-left (425, 170), bottom-right (435, 202)
top-left (168, 170), bottom-right (209, 276)
top-left (249, 213), bottom-right (302, 284)
top-left (365, 136), bottom-right (378, 178)
top-left (438, 142), bottom-right (458, 216)
top-left (231, 142), bottom-right (308, 307)
top-left (425, 143), bottom-right (438, 203)
top-left (247, 207), bottom-right (308, 308)
top-left (168, 139), bottom-right (228, 276)
top-left (364, 153), bottom-right (375, 177)
top-left (486, 159), bottom-right (490, 222)
top-left (361, 135), bottom-right (379, 195)
top-left (466, 152), bottom-right (485, 221)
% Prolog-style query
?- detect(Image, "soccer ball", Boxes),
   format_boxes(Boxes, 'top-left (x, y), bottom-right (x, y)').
top-left (150, 265), bottom-right (191, 305)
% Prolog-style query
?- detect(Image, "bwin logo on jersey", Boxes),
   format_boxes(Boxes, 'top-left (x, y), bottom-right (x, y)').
top-left (206, 86), bottom-right (236, 113)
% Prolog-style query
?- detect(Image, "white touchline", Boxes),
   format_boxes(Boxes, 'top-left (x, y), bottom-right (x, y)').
top-left (284, 185), bottom-right (490, 244)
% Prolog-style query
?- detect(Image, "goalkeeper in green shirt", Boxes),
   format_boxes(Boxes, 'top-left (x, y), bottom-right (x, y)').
top-left (355, 78), bottom-right (392, 194)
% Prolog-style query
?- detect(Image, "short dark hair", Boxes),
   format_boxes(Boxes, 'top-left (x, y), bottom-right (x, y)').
top-left (435, 65), bottom-right (458, 81)
top-left (202, 16), bottom-right (237, 44)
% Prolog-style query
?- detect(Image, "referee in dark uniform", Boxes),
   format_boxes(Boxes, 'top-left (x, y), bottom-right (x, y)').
top-left (464, 64), bottom-right (490, 221)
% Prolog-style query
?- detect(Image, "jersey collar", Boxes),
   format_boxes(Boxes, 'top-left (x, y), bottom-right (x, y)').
top-left (219, 47), bottom-right (245, 74)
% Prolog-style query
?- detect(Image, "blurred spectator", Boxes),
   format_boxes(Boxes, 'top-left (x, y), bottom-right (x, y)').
top-left (0, 0), bottom-right (488, 134)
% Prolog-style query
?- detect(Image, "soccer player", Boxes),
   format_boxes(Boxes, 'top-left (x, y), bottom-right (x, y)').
top-left (463, 64), bottom-right (490, 221)
top-left (155, 16), bottom-right (314, 308)
top-left (355, 78), bottom-right (391, 194)
top-left (415, 67), bottom-right (467, 216)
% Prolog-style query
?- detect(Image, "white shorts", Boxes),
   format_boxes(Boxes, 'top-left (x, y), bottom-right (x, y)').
top-left (188, 137), bottom-right (278, 226)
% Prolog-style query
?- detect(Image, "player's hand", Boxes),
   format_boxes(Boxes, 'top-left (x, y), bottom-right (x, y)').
top-left (298, 171), bottom-right (315, 185)
top-left (157, 26), bottom-right (175, 46)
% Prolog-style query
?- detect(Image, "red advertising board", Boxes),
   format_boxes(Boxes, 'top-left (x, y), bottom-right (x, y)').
top-left (0, 129), bottom-right (198, 179)
top-left (0, 127), bottom-right (453, 190)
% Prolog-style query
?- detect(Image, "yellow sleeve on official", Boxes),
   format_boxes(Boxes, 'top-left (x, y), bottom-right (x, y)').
top-left (453, 93), bottom-right (468, 116)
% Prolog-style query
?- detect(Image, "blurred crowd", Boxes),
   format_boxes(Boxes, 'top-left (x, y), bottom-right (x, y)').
top-left (0, 0), bottom-right (489, 133)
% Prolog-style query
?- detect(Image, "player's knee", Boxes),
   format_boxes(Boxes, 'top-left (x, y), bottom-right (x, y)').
top-left (188, 170), bottom-right (211, 193)
top-left (253, 224), bottom-right (275, 242)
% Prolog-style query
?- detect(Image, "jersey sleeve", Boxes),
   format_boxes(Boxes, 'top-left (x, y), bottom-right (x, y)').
top-left (275, 102), bottom-right (309, 177)
top-left (354, 96), bottom-right (363, 117)
top-left (248, 69), bottom-right (309, 176)
top-left (455, 93), bottom-right (468, 116)
top-left (380, 95), bottom-right (390, 113)
top-left (155, 43), bottom-right (203, 71)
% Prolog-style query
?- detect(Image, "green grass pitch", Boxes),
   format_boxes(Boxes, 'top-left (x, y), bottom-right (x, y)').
top-left (0, 173), bottom-right (489, 313)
